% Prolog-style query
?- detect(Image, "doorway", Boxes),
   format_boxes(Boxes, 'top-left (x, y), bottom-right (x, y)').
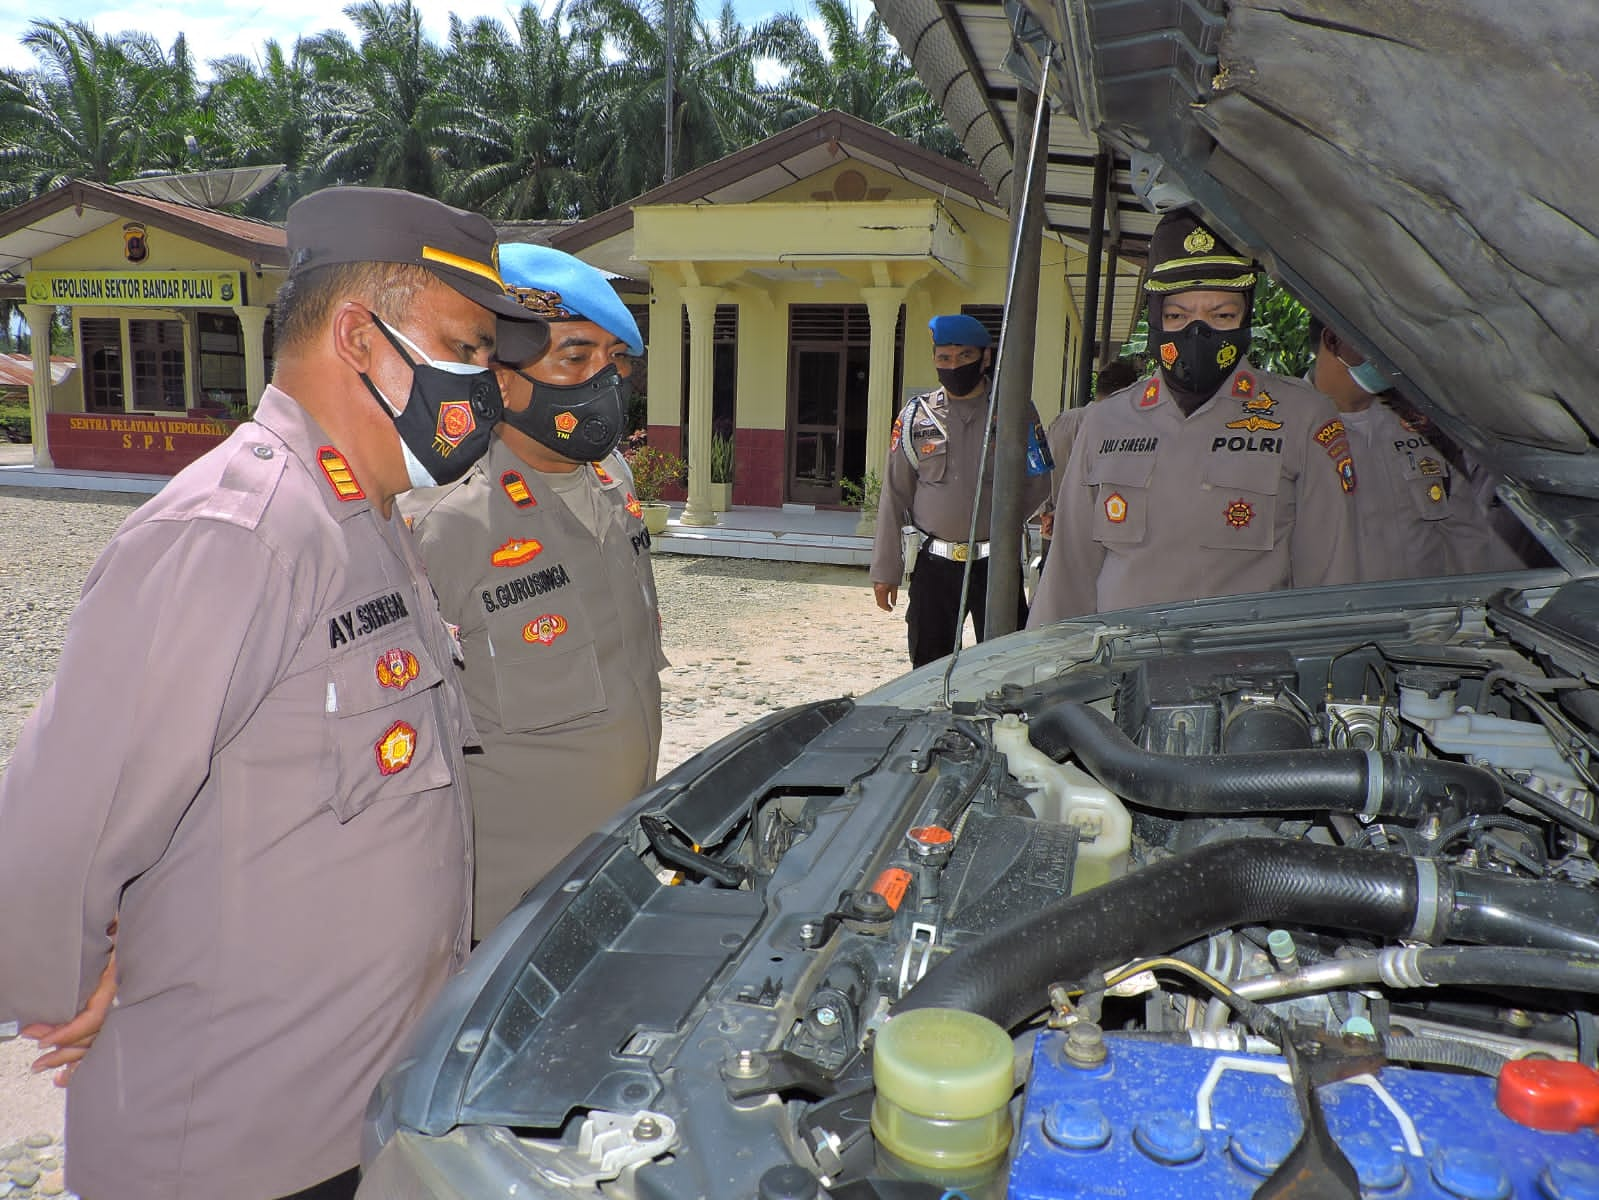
top-left (786, 305), bottom-right (901, 505)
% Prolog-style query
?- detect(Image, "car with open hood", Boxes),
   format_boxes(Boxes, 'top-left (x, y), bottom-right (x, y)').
top-left (358, 3), bottom-right (1599, 1196)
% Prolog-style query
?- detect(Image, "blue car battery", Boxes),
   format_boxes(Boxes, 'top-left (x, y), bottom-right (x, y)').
top-left (1009, 1033), bottom-right (1599, 1199)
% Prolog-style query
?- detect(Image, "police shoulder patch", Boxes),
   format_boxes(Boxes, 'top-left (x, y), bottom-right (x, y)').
top-left (500, 470), bottom-right (535, 507)
top-left (318, 446), bottom-right (365, 501)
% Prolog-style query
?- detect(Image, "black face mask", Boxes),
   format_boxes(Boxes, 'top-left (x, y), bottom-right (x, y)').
top-left (502, 363), bottom-right (630, 463)
top-left (1155, 320), bottom-right (1251, 401)
top-left (360, 317), bottom-right (504, 488)
top-left (936, 359), bottom-right (987, 398)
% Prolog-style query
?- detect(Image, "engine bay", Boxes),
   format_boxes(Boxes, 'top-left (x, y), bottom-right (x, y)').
top-left (370, 578), bottom-right (1599, 1198)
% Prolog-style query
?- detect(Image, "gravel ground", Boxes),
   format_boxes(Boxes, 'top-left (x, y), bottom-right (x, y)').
top-left (0, 482), bottom-right (910, 1185)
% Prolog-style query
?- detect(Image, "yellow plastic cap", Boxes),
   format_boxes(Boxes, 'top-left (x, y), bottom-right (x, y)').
top-left (872, 1008), bottom-right (1014, 1119)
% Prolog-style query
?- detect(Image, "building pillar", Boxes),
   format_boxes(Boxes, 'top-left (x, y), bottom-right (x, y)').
top-left (860, 286), bottom-right (907, 486)
top-left (233, 304), bottom-right (270, 411)
top-left (679, 285), bottom-right (724, 527)
top-left (22, 303), bottom-right (54, 469)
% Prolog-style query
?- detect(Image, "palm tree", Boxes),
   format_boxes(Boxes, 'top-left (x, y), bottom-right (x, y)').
top-left (307, 0), bottom-right (451, 193)
top-left (569, 0), bottom-right (802, 205)
top-left (208, 39), bottom-right (327, 217)
top-left (0, 19), bottom-right (171, 204)
top-left (774, 0), bottom-right (958, 156)
top-left (437, 4), bottom-right (597, 219)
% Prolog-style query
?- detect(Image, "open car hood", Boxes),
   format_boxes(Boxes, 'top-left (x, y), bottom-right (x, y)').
top-left (1012, 0), bottom-right (1599, 568)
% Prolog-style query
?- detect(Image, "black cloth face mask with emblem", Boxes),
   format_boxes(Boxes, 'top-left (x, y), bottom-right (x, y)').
top-left (359, 315), bottom-right (505, 488)
top-left (1155, 317), bottom-right (1252, 404)
top-left (503, 363), bottom-right (630, 463)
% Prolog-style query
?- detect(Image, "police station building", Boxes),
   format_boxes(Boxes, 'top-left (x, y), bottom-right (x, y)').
top-left (0, 114), bottom-right (1142, 513)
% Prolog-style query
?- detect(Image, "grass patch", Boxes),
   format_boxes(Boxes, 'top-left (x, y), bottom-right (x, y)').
top-left (0, 397), bottom-right (32, 442)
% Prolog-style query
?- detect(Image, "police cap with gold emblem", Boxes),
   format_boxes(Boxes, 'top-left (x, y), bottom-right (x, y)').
top-left (286, 186), bottom-right (549, 363)
top-left (1143, 210), bottom-right (1258, 296)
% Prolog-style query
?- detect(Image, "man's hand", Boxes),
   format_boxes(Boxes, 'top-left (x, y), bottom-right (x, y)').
top-left (22, 945), bottom-right (117, 1087)
top-left (1039, 511), bottom-right (1054, 539)
top-left (873, 582), bottom-right (898, 612)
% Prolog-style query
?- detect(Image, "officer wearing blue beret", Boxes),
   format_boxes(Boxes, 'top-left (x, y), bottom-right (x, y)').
top-left (402, 243), bottom-right (667, 939)
top-left (870, 314), bottom-right (1052, 666)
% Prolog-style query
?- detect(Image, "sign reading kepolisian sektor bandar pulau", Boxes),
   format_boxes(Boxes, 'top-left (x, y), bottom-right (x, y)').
top-left (26, 270), bottom-right (243, 307)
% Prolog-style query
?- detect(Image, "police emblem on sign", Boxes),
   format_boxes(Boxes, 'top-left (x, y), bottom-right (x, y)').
top-left (123, 222), bottom-right (148, 264)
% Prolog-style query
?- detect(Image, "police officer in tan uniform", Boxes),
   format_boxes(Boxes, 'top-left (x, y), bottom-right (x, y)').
top-left (1039, 359), bottom-right (1140, 543)
top-left (871, 314), bottom-right (1053, 666)
top-left (0, 189), bottom-right (547, 1200)
top-left (403, 244), bottom-right (666, 939)
top-left (1308, 316), bottom-right (1522, 578)
top-left (1030, 212), bottom-right (1359, 623)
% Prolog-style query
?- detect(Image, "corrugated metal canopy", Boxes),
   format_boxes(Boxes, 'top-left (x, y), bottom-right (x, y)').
top-left (875, 0), bottom-right (1154, 353)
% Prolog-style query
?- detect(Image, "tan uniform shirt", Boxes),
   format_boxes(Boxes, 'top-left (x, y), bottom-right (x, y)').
top-left (1030, 365), bottom-right (1361, 623)
top-left (869, 385), bottom-right (1052, 582)
top-left (1045, 405), bottom-right (1089, 513)
top-left (1338, 402), bottom-right (1512, 578)
top-left (403, 438), bottom-right (666, 939)
top-left (0, 387), bottom-right (474, 1200)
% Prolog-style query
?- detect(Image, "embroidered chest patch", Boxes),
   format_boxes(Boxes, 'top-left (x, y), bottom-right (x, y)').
top-left (375, 648), bottom-right (419, 690)
top-left (375, 720), bottom-right (417, 776)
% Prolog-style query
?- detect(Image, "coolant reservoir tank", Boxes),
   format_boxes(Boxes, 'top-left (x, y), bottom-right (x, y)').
top-left (871, 1007), bottom-right (1014, 1185)
top-left (992, 713), bottom-right (1131, 892)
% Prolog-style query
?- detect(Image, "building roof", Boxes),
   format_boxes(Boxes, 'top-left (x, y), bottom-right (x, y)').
top-left (0, 180), bottom-right (287, 278)
top-left (0, 353), bottom-right (75, 388)
top-left (551, 110), bottom-right (1006, 256)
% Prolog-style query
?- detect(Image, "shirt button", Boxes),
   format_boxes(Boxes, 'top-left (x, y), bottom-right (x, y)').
top-left (253, 445), bottom-right (274, 459)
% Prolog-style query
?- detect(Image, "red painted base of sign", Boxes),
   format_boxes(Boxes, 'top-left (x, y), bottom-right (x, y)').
top-left (48, 412), bottom-right (236, 475)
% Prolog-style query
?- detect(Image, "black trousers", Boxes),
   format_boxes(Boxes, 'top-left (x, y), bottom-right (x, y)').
top-left (276, 1167), bottom-right (360, 1200)
top-left (905, 544), bottom-right (1028, 668)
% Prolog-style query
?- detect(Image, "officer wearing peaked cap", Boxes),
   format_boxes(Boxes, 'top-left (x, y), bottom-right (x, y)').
top-left (1028, 211), bottom-right (1360, 624)
top-left (871, 313), bottom-right (1053, 666)
top-left (402, 242), bottom-right (668, 939)
top-left (0, 187), bottom-right (547, 1200)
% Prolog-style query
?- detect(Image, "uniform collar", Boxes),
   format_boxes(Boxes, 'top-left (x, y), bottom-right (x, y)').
top-left (250, 384), bottom-right (376, 520)
top-left (1136, 362), bottom-right (1263, 419)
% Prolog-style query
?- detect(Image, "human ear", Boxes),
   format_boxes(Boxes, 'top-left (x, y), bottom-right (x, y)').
top-left (331, 302), bottom-right (378, 376)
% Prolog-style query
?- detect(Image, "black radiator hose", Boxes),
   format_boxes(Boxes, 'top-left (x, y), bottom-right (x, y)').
top-left (1028, 701), bottom-right (1502, 820)
top-left (894, 840), bottom-right (1599, 1030)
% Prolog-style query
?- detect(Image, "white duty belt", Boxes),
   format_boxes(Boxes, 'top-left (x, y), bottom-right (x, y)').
top-left (919, 530), bottom-right (991, 563)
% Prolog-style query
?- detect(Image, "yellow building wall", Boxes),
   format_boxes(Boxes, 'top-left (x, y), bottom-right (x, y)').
top-left (609, 154), bottom-right (1085, 506)
top-left (35, 222), bottom-right (277, 306)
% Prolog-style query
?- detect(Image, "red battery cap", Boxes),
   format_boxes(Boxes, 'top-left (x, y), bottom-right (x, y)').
top-left (1496, 1059), bottom-right (1599, 1132)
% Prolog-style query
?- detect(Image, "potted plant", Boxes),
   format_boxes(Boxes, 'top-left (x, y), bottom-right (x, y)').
top-left (624, 438), bottom-right (687, 535)
top-left (709, 433), bottom-right (735, 512)
top-left (840, 470), bottom-right (882, 536)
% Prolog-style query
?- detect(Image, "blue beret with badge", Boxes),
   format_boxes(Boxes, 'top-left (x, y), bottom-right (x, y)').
top-left (497, 243), bottom-right (645, 358)
top-left (928, 313), bottom-right (992, 348)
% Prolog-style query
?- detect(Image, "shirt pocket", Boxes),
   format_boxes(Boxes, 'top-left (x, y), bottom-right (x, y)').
top-left (324, 632), bottom-right (452, 823)
top-left (490, 613), bottom-right (607, 734)
top-left (915, 441), bottom-right (949, 484)
top-left (1085, 452), bottom-right (1156, 547)
top-left (1199, 452), bottom-right (1280, 552)
top-left (1401, 456), bottom-right (1456, 522)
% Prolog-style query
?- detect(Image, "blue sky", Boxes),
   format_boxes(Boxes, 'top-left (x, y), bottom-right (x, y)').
top-left (1, 0), bottom-right (802, 74)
